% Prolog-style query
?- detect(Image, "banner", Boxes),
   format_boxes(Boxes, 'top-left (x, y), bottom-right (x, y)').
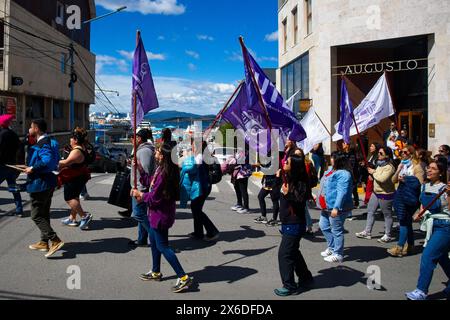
top-left (297, 107), bottom-right (330, 154)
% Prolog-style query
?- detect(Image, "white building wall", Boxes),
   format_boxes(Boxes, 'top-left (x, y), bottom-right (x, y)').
top-left (278, 0), bottom-right (450, 154)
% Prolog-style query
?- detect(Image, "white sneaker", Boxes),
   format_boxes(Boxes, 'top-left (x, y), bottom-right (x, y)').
top-left (80, 193), bottom-right (90, 201)
top-left (237, 208), bottom-right (249, 214)
top-left (320, 248), bottom-right (333, 257)
top-left (231, 205), bottom-right (242, 211)
top-left (355, 231), bottom-right (372, 239)
top-left (324, 254), bottom-right (344, 263)
top-left (377, 235), bottom-right (394, 243)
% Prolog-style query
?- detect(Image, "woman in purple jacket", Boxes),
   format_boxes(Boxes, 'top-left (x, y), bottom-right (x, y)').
top-left (132, 144), bottom-right (193, 293)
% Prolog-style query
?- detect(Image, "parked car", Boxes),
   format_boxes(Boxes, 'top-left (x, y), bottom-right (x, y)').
top-left (88, 144), bottom-right (124, 173)
top-left (108, 147), bottom-right (128, 168)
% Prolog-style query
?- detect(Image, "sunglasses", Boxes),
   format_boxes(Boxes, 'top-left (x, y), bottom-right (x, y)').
top-left (400, 150), bottom-right (410, 155)
top-left (378, 152), bottom-right (385, 156)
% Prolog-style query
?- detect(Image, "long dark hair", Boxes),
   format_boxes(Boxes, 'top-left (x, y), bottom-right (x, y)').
top-left (333, 151), bottom-right (352, 174)
top-left (369, 143), bottom-right (382, 158)
top-left (286, 155), bottom-right (310, 202)
top-left (378, 146), bottom-right (395, 166)
top-left (159, 143), bottom-right (180, 201)
top-left (431, 159), bottom-right (448, 184)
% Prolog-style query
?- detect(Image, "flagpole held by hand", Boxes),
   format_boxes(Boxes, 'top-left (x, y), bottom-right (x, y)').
top-left (133, 30), bottom-right (140, 190)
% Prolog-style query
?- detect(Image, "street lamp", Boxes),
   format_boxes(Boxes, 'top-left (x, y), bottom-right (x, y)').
top-left (69, 6), bottom-right (127, 129)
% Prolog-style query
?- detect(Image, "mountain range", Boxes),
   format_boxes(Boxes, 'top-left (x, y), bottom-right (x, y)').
top-left (144, 110), bottom-right (216, 121)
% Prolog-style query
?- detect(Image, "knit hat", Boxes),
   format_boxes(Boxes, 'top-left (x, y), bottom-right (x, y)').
top-left (0, 114), bottom-right (14, 127)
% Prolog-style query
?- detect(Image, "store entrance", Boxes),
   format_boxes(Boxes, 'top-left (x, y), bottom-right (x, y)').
top-left (398, 111), bottom-right (425, 147)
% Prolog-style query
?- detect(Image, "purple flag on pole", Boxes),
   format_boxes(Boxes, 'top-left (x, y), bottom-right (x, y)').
top-left (131, 33), bottom-right (159, 129)
top-left (241, 43), bottom-right (307, 142)
top-left (338, 79), bottom-right (353, 144)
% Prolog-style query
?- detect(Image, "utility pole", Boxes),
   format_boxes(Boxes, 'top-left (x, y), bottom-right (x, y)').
top-left (69, 42), bottom-right (75, 129)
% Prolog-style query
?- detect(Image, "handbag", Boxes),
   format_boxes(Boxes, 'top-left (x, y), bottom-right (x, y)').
top-left (57, 166), bottom-right (91, 187)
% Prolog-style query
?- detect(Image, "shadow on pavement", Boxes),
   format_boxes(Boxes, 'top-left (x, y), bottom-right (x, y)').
top-left (49, 237), bottom-right (134, 259)
top-left (306, 266), bottom-right (375, 290)
top-left (343, 245), bottom-right (390, 263)
top-left (87, 217), bottom-right (137, 231)
top-left (83, 196), bottom-right (109, 202)
top-left (0, 289), bottom-right (73, 300)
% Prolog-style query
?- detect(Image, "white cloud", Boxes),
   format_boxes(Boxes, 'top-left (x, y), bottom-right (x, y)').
top-left (264, 31), bottom-right (278, 42)
top-left (157, 35), bottom-right (165, 40)
top-left (96, 55), bottom-right (128, 73)
top-left (96, 0), bottom-right (186, 15)
top-left (92, 74), bottom-right (237, 115)
top-left (226, 49), bottom-right (277, 63)
top-left (185, 50), bottom-right (200, 59)
top-left (117, 50), bottom-right (166, 61)
top-left (187, 63), bottom-right (197, 71)
top-left (197, 34), bottom-right (214, 41)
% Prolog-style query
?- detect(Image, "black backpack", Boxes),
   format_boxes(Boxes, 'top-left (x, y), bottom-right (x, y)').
top-left (83, 142), bottom-right (96, 165)
top-left (308, 162), bottom-right (319, 188)
top-left (208, 159), bottom-right (223, 184)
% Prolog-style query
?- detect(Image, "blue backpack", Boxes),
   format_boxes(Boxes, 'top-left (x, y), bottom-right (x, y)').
top-left (49, 138), bottom-right (61, 171)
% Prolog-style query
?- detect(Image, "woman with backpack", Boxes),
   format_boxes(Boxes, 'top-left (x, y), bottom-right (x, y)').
top-left (318, 152), bottom-right (354, 263)
top-left (274, 154), bottom-right (314, 296)
top-left (405, 160), bottom-right (450, 300)
top-left (131, 144), bottom-right (194, 293)
top-left (388, 145), bottom-right (424, 257)
top-left (355, 146), bottom-right (396, 243)
top-left (180, 140), bottom-right (219, 241)
top-left (58, 127), bottom-right (93, 230)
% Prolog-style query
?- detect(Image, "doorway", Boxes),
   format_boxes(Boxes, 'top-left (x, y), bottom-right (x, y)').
top-left (398, 111), bottom-right (425, 148)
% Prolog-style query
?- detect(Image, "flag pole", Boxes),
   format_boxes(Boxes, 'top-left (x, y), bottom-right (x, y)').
top-left (203, 81), bottom-right (244, 140)
top-left (133, 30), bottom-right (140, 190)
top-left (342, 75), bottom-right (368, 164)
top-left (239, 36), bottom-right (272, 132)
top-left (313, 110), bottom-right (332, 138)
top-left (384, 71), bottom-right (399, 131)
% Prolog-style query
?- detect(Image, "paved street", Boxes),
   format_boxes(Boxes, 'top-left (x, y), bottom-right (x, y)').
top-left (0, 173), bottom-right (448, 300)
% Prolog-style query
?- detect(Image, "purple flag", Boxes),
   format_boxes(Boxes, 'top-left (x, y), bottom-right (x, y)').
top-left (131, 33), bottom-right (159, 129)
top-left (338, 79), bottom-right (353, 144)
top-left (241, 43), bottom-right (307, 142)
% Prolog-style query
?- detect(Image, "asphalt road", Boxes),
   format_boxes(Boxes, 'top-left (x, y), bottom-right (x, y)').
top-left (0, 173), bottom-right (448, 300)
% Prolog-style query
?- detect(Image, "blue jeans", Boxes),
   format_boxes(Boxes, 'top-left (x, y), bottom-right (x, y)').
top-left (398, 215), bottom-right (414, 247)
top-left (131, 197), bottom-right (150, 244)
top-left (416, 220), bottom-right (450, 294)
top-left (0, 166), bottom-right (23, 214)
top-left (319, 210), bottom-right (349, 256)
top-left (305, 206), bottom-right (312, 228)
top-left (149, 227), bottom-right (186, 278)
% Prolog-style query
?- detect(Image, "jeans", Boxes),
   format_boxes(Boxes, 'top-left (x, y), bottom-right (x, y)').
top-left (319, 210), bottom-right (349, 256)
top-left (191, 191), bottom-right (219, 238)
top-left (0, 166), bottom-right (23, 214)
top-left (305, 206), bottom-right (313, 228)
top-left (30, 189), bottom-right (57, 242)
top-left (258, 187), bottom-right (280, 220)
top-left (416, 220), bottom-right (450, 294)
top-left (131, 197), bottom-right (150, 244)
top-left (311, 154), bottom-right (325, 178)
top-left (278, 224), bottom-right (312, 291)
top-left (234, 177), bottom-right (249, 209)
top-left (364, 194), bottom-right (393, 236)
top-left (398, 214), bottom-right (414, 247)
top-left (149, 227), bottom-right (186, 278)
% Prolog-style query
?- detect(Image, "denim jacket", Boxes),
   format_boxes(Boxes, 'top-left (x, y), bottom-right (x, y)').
top-left (179, 155), bottom-right (211, 207)
top-left (325, 169), bottom-right (353, 212)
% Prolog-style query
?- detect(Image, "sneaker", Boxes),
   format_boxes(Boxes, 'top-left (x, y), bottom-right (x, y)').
top-left (172, 276), bottom-right (193, 293)
top-left (140, 271), bottom-right (163, 281)
top-left (79, 213), bottom-right (93, 230)
top-left (254, 216), bottom-right (267, 224)
top-left (377, 235), bottom-right (394, 243)
top-left (128, 240), bottom-right (148, 247)
top-left (61, 218), bottom-right (79, 227)
top-left (274, 287), bottom-right (298, 297)
top-left (237, 208), bottom-right (249, 214)
top-left (387, 245), bottom-right (404, 257)
top-left (266, 219), bottom-right (278, 227)
top-left (231, 205), bottom-right (242, 211)
top-left (80, 193), bottom-right (90, 201)
top-left (346, 215), bottom-right (357, 221)
top-left (204, 233), bottom-right (219, 242)
top-left (320, 248), bottom-right (333, 257)
top-left (355, 231), bottom-right (372, 239)
top-left (324, 254), bottom-right (344, 263)
top-left (45, 238), bottom-right (65, 258)
top-left (29, 241), bottom-right (49, 252)
top-left (405, 289), bottom-right (427, 300)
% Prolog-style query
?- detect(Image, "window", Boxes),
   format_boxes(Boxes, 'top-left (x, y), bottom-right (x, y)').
top-left (282, 19), bottom-right (287, 53)
top-left (0, 19), bottom-right (4, 70)
top-left (306, 0), bottom-right (312, 35)
top-left (56, 1), bottom-right (64, 25)
top-left (53, 100), bottom-right (64, 119)
top-left (26, 97), bottom-right (44, 119)
top-left (292, 7), bottom-right (298, 46)
top-left (281, 52), bottom-right (310, 113)
top-left (281, 67), bottom-right (288, 100)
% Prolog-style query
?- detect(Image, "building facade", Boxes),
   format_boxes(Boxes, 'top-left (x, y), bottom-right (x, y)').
top-left (277, 0), bottom-right (450, 155)
top-left (0, 0), bottom-right (95, 140)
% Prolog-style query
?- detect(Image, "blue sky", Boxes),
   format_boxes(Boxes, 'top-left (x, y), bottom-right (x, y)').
top-left (91, 0), bottom-right (279, 115)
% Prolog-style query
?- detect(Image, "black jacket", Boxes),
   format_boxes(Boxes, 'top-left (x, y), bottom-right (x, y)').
top-left (279, 181), bottom-right (309, 225)
top-left (0, 127), bottom-right (20, 165)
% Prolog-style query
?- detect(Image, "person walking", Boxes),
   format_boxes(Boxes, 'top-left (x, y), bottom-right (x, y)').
top-left (180, 140), bottom-right (219, 241)
top-left (362, 143), bottom-right (381, 207)
top-left (255, 167), bottom-right (282, 226)
top-left (58, 127), bottom-right (93, 230)
top-left (0, 114), bottom-right (23, 217)
top-left (341, 141), bottom-right (360, 210)
top-left (24, 119), bottom-right (64, 258)
top-left (274, 154), bottom-right (314, 296)
top-left (227, 149), bottom-right (252, 214)
top-left (311, 143), bottom-right (326, 179)
top-left (405, 161), bottom-right (450, 300)
top-left (355, 146), bottom-right (396, 243)
top-left (318, 152), bottom-right (353, 263)
top-left (129, 129), bottom-right (155, 247)
top-left (132, 144), bottom-right (194, 293)
top-left (388, 145), bottom-right (424, 257)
